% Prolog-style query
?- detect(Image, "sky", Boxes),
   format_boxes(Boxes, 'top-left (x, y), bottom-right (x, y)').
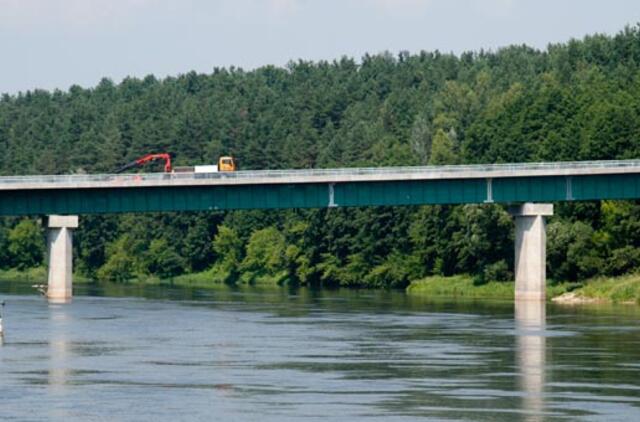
top-left (1, 0), bottom-right (639, 94)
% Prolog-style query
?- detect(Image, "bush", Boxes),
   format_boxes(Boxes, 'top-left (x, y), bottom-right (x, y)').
top-left (606, 246), bottom-right (640, 276)
top-left (482, 260), bottom-right (512, 283)
top-left (240, 227), bottom-right (288, 284)
top-left (97, 234), bottom-right (143, 282)
top-left (97, 250), bottom-right (135, 282)
top-left (211, 226), bottom-right (243, 283)
top-left (548, 220), bottom-right (604, 281)
top-left (8, 219), bottom-right (45, 270)
top-left (364, 252), bottom-right (420, 288)
top-left (0, 226), bottom-right (10, 269)
top-left (146, 239), bottom-right (186, 279)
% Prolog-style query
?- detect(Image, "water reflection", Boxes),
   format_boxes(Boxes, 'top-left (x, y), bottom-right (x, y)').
top-left (2, 284), bottom-right (640, 421)
top-left (48, 297), bottom-right (72, 305)
top-left (515, 300), bottom-right (546, 422)
top-left (48, 304), bottom-right (70, 394)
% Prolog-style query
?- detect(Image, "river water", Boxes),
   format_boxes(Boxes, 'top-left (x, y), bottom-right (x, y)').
top-left (1, 282), bottom-right (640, 421)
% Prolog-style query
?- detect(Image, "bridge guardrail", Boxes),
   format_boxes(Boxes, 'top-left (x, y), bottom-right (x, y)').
top-left (1, 159), bottom-right (640, 185)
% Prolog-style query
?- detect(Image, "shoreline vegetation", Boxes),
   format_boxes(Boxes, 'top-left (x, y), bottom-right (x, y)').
top-left (406, 275), bottom-right (581, 301)
top-left (2, 267), bottom-right (639, 305)
top-left (3, 28), bottom-right (640, 295)
top-left (3, 27), bottom-right (640, 299)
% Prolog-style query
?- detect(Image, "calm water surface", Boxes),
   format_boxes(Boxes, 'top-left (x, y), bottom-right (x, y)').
top-left (1, 282), bottom-right (640, 421)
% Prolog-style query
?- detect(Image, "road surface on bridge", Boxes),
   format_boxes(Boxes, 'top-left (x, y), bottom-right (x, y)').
top-left (0, 160), bottom-right (639, 190)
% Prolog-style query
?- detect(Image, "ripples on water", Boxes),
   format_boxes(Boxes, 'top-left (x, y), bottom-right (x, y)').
top-left (1, 282), bottom-right (640, 421)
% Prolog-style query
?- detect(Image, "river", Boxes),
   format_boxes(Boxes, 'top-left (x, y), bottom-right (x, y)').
top-left (1, 282), bottom-right (639, 421)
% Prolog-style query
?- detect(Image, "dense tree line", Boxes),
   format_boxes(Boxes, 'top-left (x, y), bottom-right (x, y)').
top-left (2, 26), bottom-right (640, 286)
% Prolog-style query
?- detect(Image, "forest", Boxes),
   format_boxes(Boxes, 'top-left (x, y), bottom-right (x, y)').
top-left (2, 26), bottom-right (640, 288)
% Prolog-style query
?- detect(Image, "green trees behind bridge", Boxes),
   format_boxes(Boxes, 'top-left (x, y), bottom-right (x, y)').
top-left (2, 26), bottom-right (640, 286)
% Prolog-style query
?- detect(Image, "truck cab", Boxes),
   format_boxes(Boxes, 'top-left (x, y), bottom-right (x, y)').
top-left (218, 156), bottom-right (237, 172)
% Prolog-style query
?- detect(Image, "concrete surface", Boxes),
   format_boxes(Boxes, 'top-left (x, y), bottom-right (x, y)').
top-left (511, 204), bottom-right (553, 301)
top-left (46, 215), bottom-right (78, 303)
top-left (0, 160), bottom-right (639, 190)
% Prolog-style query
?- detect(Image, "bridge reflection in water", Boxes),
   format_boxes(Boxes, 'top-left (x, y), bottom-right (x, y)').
top-left (515, 300), bottom-right (546, 422)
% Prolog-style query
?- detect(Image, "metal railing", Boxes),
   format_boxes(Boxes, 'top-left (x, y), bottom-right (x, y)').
top-left (1, 159), bottom-right (640, 185)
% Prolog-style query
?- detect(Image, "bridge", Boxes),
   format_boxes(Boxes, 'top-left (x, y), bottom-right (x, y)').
top-left (2, 160), bottom-right (640, 303)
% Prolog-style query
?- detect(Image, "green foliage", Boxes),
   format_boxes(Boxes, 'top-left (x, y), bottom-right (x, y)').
top-left (145, 239), bottom-right (186, 279)
top-left (407, 275), bottom-right (515, 299)
top-left (482, 260), bottom-right (512, 283)
top-left (96, 249), bottom-right (135, 283)
top-left (182, 218), bottom-right (216, 272)
top-left (364, 251), bottom-right (420, 288)
top-left (0, 224), bottom-right (10, 268)
top-left (450, 205), bottom-right (513, 278)
top-left (429, 129), bottom-right (457, 165)
top-left (3, 26), bottom-right (640, 286)
top-left (239, 227), bottom-right (288, 284)
top-left (8, 219), bottom-right (44, 270)
top-left (547, 220), bottom-right (604, 281)
top-left (74, 215), bottom-right (119, 276)
top-left (606, 247), bottom-right (640, 276)
top-left (211, 225), bottom-right (243, 283)
top-left (576, 274), bottom-right (640, 303)
top-left (97, 234), bottom-right (140, 282)
top-left (0, 266), bottom-right (48, 283)
top-left (339, 253), bottom-right (369, 286)
top-left (407, 274), bottom-right (575, 300)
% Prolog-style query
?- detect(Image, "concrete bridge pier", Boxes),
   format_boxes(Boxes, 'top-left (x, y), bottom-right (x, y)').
top-left (510, 204), bottom-right (553, 301)
top-left (46, 215), bottom-right (78, 304)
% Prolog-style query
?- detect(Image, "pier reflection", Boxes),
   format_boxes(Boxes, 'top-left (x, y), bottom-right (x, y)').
top-left (515, 300), bottom-right (546, 422)
top-left (48, 305), bottom-right (70, 393)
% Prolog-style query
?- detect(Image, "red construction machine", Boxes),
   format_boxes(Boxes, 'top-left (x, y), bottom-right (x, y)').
top-left (115, 153), bottom-right (172, 174)
top-left (114, 153), bottom-right (237, 174)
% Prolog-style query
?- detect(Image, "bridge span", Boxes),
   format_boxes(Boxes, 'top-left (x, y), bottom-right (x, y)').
top-left (1, 160), bottom-right (640, 215)
top-left (2, 160), bottom-right (640, 303)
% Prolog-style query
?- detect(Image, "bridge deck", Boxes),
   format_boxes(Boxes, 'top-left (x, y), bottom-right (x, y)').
top-left (1, 160), bottom-right (640, 190)
top-left (2, 160), bottom-right (640, 215)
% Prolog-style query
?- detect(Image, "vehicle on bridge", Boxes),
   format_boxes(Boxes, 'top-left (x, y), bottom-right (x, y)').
top-left (115, 153), bottom-right (237, 174)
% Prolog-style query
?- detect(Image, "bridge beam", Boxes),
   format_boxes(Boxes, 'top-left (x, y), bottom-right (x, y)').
top-left (510, 204), bottom-right (553, 301)
top-left (46, 215), bottom-right (78, 303)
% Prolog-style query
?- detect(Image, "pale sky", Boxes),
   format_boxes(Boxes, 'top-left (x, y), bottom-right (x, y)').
top-left (1, 0), bottom-right (639, 94)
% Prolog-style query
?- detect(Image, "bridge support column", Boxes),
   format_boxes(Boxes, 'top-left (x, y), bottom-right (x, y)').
top-left (510, 204), bottom-right (553, 301)
top-left (46, 215), bottom-right (78, 304)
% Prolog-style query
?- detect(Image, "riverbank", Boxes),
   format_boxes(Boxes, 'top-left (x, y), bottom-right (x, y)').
top-left (0, 267), bottom-right (211, 288)
top-left (406, 275), bottom-right (578, 300)
top-left (3, 267), bottom-right (640, 304)
top-left (551, 274), bottom-right (640, 305)
top-left (407, 273), bottom-right (640, 305)
top-left (0, 267), bottom-right (48, 283)
top-left (0, 267), bottom-right (91, 284)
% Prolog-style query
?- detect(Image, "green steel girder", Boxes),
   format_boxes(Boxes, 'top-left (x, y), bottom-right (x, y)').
top-left (0, 184), bottom-right (329, 216)
top-left (1, 173), bottom-right (640, 216)
top-left (333, 179), bottom-right (486, 207)
top-left (572, 174), bottom-right (640, 200)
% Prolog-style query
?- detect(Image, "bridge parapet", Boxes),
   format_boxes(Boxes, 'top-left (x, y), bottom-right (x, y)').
top-left (1, 160), bottom-right (640, 190)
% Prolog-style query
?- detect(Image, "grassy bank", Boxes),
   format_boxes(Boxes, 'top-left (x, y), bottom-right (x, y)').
top-left (407, 273), bottom-right (640, 304)
top-left (0, 266), bottom-right (282, 289)
top-left (134, 269), bottom-right (224, 288)
top-left (567, 274), bottom-right (640, 304)
top-left (0, 267), bottom-right (90, 285)
top-left (406, 275), bottom-right (578, 301)
top-left (0, 267), bottom-right (48, 283)
top-left (4, 267), bottom-right (640, 305)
